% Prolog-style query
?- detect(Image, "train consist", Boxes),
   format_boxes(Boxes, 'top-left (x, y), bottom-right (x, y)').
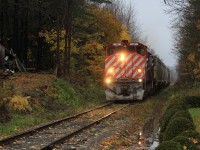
top-left (105, 40), bottom-right (170, 100)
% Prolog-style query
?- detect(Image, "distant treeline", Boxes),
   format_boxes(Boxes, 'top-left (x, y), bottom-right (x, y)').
top-left (164, 0), bottom-right (200, 82)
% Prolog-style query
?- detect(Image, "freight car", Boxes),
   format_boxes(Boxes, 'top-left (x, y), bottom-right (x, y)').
top-left (104, 40), bottom-right (170, 100)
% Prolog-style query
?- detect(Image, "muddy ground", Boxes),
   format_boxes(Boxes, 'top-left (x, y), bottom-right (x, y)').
top-left (58, 91), bottom-right (169, 150)
top-left (99, 95), bottom-right (167, 150)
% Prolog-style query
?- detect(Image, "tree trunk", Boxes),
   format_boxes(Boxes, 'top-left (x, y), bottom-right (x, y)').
top-left (12, 0), bottom-right (19, 56)
top-left (54, 24), bottom-right (62, 77)
top-left (0, 0), bottom-right (3, 42)
top-left (36, 8), bottom-right (42, 71)
top-left (23, 10), bottom-right (28, 67)
top-left (63, 0), bottom-right (73, 77)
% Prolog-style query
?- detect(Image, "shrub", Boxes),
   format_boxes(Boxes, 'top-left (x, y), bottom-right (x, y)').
top-left (53, 78), bottom-right (80, 107)
top-left (197, 135), bottom-right (200, 145)
top-left (41, 96), bottom-right (69, 111)
top-left (159, 108), bottom-right (182, 141)
top-left (160, 102), bottom-right (187, 125)
top-left (180, 129), bottom-right (199, 138)
top-left (155, 141), bottom-right (182, 150)
top-left (180, 130), bottom-right (200, 145)
top-left (0, 100), bottom-right (11, 123)
top-left (7, 95), bottom-right (32, 113)
top-left (166, 102), bottom-right (188, 111)
top-left (163, 117), bottom-right (195, 141)
top-left (172, 136), bottom-right (196, 150)
top-left (78, 84), bottom-right (105, 103)
top-left (1, 82), bottom-right (15, 96)
top-left (172, 110), bottom-right (193, 122)
top-left (167, 92), bottom-right (185, 104)
top-left (185, 96), bottom-right (200, 108)
top-left (159, 102), bottom-right (190, 142)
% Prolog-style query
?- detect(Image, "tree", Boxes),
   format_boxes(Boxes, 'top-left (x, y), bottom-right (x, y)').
top-left (0, 0), bottom-right (140, 83)
top-left (75, 7), bottom-right (122, 81)
top-left (164, 0), bottom-right (200, 81)
top-left (105, 0), bottom-right (140, 41)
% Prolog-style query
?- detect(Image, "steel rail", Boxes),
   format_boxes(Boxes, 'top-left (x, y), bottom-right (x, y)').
top-left (40, 104), bottom-right (129, 150)
top-left (0, 102), bottom-right (113, 146)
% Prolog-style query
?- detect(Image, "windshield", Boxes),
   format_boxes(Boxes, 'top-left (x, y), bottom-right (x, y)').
top-left (107, 45), bottom-right (145, 56)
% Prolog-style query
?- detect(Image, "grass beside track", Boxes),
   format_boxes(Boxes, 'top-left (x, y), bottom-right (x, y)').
top-left (0, 111), bottom-right (74, 136)
top-left (0, 73), bottom-right (106, 137)
top-left (189, 108), bottom-right (200, 133)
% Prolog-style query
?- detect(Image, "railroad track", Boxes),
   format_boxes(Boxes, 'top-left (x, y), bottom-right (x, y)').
top-left (0, 102), bottom-right (129, 150)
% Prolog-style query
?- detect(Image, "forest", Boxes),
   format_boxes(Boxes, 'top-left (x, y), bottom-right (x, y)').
top-left (1, 0), bottom-right (199, 83)
top-left (0, 0), bottom-right (139, 82)
top-left (0, 1), bottom-right (200, 149)
top-left (165, 0), bottom-right (200, 82)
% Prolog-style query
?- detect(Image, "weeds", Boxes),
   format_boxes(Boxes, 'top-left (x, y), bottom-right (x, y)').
top-left (0, 75), bottom-right (105, 136)
top-left (105, 146), bottom-right (115, 150)
top-left (119, 130), bottom-right (129, 138)
top-left (8, 95), bottom-right (32, 113)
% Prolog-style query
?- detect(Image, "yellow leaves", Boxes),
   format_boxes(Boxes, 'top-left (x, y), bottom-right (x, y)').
top-left (8, 95), bottom-right (32, 113)
top-left (92, 7), bottom-right (121, 43)
top-left (186, 51), bottom-right (200, 80)
top-left (81, 40), bottom-right (105, 81)
top-left (193, 69), bottom-right (200, 79)
top-left (101, 139), bottom-right (113, 146)
top-left (39, 29), bottom-right (79, 55)
top-left (190, 137), bottom-right (198, 144)
top-left (39, 29), bottom-right (65, 52)
top-left (82, 41), bottom-right (104, 55)
top-left (92, 8), bottom-right (132, 43)
top-left (193, 68), bottom-right (200, 74)
top-left (183, 145), bottom-right (187, 150)
top-left (120, 24), bottom-right (131, 41)
top-left (187, 53), bottom-right (195, 62)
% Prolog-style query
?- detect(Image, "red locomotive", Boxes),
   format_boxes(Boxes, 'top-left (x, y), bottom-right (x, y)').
top-left (105, 40), bottom-right (170, 100)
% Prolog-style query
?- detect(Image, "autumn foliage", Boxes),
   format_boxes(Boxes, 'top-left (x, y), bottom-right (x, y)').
top-left (38, 4), bottom-right (131, 81)
top-left (165, 0), bottom-right (200, 82)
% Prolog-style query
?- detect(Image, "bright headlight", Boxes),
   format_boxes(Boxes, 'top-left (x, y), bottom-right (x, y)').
top-left (138, 68), bottom-right (142, 73)
top-left (120, 53), bottom-right (125, 62)
top-left (108, 68), bottom-right (114, 74)
top-left (105, 78), bottom-right (111, 84)
top-left (138, 79), bottom-right (143, 82)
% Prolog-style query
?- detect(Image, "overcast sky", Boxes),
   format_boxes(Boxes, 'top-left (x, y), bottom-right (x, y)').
top-left (124, 0), bottom-right (177, 67)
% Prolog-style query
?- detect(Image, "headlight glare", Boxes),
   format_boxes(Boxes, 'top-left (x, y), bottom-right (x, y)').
top-left (138, 68), bottom-right (142, 73)
top-left (120, 53), bottom-right (125, 62)
top-left (105, 78), bottom-right (111, 84)
top-left (108, 68), bottom-right (114, 74)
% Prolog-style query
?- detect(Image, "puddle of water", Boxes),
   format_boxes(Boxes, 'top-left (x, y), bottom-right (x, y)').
top-left (148, 128), bottom-right (160, 150)
top-left (141, 121), bottom-right (160, 149)
top-left (149, 140), bottom-right (159, 150)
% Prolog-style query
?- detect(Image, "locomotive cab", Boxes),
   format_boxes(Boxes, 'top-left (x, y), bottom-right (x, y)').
top-left (105, 40), bottom-right (147, 100)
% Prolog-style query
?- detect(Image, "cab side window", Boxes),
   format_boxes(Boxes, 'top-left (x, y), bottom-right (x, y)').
top-left (136, 46), bottom-right (145, 56)
top-left (107, 46), bottom-right (115, 56)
